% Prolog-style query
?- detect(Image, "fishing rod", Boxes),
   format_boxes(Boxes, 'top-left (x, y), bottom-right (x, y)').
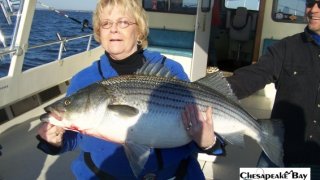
top-left (37, 1), bottom-right (93, 31)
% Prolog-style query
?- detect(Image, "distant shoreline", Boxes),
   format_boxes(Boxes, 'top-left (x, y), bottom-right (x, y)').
top-left (36, 8), bottom-right (93, 13)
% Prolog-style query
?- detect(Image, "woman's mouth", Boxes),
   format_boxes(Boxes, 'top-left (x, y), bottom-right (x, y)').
top-left (110, 39), bottom-right (122, 42)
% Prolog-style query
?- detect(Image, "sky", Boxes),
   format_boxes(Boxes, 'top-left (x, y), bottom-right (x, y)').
top-left (36, 0), bottom-right (98, 11)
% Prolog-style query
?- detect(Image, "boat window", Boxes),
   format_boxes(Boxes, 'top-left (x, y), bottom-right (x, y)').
top-left (143, 0), bottom-right (197, 15)
top-left (225, 0), bottom-right (260, 11)
top-left (201, 0), bottom-right (211, 12)
top-left (271, 0), bottom-right (307, 24)
top-left (0, 1), bottom-right (99, 78)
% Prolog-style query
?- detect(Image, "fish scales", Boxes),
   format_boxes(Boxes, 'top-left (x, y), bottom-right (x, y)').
top-left (104, 75), bottom-right (223, 106)
top-left (102, 75), bottom-right (263, 140)
top-left (102, 75), bottom-right (259, 128)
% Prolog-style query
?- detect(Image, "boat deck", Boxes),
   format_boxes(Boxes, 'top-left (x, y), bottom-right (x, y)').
top-left (0, 83), bottom-right (275, 180)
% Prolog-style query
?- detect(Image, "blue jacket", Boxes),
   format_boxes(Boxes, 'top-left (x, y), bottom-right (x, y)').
top-left (58, 50), bottom-right (205, 179)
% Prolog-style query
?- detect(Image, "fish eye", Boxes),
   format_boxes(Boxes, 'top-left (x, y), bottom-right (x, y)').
top-left (64, 99), bottom-right (71, 106)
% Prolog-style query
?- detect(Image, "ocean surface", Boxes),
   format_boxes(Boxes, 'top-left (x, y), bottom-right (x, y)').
top-left (0, 9), bottom-right (99, 77)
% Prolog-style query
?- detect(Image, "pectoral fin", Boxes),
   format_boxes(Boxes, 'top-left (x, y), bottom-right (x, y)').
top-left (108, 105), bottom-right (139, 117)
top-left (123, 141), bottom-right (151, 177)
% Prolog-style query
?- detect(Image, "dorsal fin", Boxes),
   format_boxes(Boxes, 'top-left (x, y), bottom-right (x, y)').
top-left (135, 60), bottom-right (177, 79)
top-left (196, 71), bottom-right (238, 102)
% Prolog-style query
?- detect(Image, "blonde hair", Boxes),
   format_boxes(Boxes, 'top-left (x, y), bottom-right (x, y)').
top-left (93, 0), bottom-right (149, 48)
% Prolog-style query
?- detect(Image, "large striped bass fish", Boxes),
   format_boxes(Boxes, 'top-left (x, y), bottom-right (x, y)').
top-left (40, 61), bottom-right (283, 176)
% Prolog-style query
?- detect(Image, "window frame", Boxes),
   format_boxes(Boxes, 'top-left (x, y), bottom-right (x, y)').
top-left (271, 0), bottom-right (307, 24)
top-left (142, 0), bottom-right (198, 15)
top-left (224, 0), bottom-right (260, 11)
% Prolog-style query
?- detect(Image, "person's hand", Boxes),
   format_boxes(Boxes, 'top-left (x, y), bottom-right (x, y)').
top-left (37, 122), bottom-right (65, 147)
top-left (181, 104), bottom-right (216, 149)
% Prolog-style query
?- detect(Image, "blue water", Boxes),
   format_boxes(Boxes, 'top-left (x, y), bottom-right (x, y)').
top-left (0, 9), bottom-right (99, 77)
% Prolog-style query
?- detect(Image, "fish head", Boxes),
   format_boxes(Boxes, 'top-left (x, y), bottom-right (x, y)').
top-left (40, 83), bottom-right (111, 132)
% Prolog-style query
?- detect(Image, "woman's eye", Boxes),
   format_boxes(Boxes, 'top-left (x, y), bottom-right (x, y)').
top-left (101, 21), bottom-right (111, 27)
top-left (119, 21), bottom-right (129, 25)
top-left (118, 21), bottom-right (129, 27)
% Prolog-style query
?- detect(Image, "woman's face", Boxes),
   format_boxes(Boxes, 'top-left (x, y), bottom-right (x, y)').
top-left (99, 5), bottom-right (139, 60)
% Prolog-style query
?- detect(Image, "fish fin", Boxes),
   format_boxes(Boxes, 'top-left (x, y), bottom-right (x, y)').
top-left (123, 141), bottom-right (151, 177)
top-left (195, 71), bottom-right (238, 102)
top-left (257, 119), bottom-right (284, 166)
top-left (107, 105), bottom-right (139, 117)
top-left (135, 61), bottom-right (177, 79)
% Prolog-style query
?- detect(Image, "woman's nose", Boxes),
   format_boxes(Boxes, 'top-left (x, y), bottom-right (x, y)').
top-left (110, 22), bottom-right (119, 33)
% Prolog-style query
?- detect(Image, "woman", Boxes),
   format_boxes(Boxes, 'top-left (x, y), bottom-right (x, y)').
top-left (37, 0), bottom-right (219, 179)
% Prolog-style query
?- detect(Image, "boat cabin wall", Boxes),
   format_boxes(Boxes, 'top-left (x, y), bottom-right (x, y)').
top-left (141, 0), bottom-right (213, 81)
top-left (145, 10), bottom-right (196, 79)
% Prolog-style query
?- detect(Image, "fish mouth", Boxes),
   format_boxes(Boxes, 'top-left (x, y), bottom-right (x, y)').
top-left (40, 106), bottom-right (63, 122)
top-left (39, 113), bottom-right (50, 122)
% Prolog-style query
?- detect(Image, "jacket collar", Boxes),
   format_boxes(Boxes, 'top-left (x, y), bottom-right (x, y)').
top-left (98, 49), bottom-right (165, 78)
top-left (304, 26), bottom-right (320, 46)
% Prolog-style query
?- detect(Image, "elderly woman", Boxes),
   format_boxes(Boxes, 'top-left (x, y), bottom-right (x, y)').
top-left (37, 0), bottom-right (221, 179)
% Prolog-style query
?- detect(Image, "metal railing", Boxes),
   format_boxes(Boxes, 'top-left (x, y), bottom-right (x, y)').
top-left (0, 33), bottom-right (96, 61)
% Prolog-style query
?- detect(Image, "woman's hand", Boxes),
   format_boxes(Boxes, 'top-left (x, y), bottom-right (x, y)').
top-left (181, 104), bottom-right (216, 150)
top-left (37, 122), bottom-right (65, 147)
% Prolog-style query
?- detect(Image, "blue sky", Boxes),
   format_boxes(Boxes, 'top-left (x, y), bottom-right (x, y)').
top-left (36, 0), bottom-right (98, 11)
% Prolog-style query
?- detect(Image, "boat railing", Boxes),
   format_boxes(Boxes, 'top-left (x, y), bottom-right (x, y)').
top-left (27, 33), bottom-right (95, 61)
top-left (0, 0), bottom-right (21, 25)
top-left (0, 33), bottom-right (95, 63)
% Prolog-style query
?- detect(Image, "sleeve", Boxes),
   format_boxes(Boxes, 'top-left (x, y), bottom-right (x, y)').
top-left (36, 135), bottom-right (61, 155)
top-left (36, 131), bottom-right (79, 155)
top-left (226, 40), bottom-right (285, 99)
top-left (199, 133), bottom-right (226, 156)
top-left (66, 74), bottom-right (84, 96)
top-left (161, 57), bottom-right (189, 81)
top-left (187, 135), bottom-right (226, 156)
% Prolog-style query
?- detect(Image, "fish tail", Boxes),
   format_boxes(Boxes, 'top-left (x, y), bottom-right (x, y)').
top-left (258, 119), bottom-right (284, 166)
